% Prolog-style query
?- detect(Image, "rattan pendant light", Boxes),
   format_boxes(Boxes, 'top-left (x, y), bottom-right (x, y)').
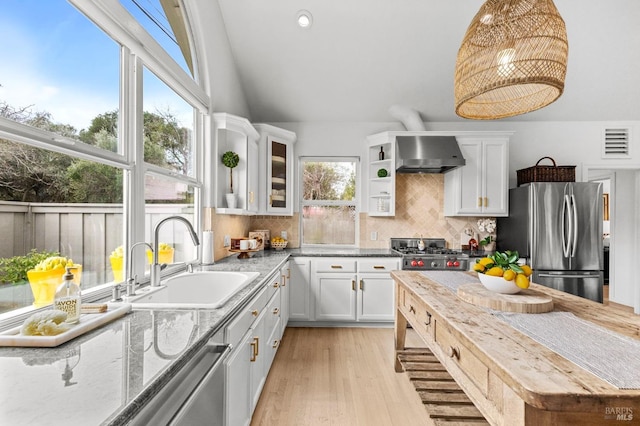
top-left (454, 0), bottom-right (568, 120)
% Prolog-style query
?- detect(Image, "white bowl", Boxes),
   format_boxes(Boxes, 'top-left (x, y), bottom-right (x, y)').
top-left (478, 273), bottom-right (521, 294)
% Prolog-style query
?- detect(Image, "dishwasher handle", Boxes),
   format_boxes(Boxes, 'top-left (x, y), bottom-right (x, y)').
top-left (169, 342), bottom-right (231, 425)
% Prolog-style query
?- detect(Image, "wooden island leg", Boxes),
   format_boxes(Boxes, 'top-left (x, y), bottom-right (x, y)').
top-left (394, 308), bottom-right (408, 372)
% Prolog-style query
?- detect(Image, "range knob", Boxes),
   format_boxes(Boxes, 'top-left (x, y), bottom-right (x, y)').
top-left (446, 260), bottom-right (454, 267)
top-left (431, 261), bottom-right (439, 268)
top-left (453, 260), bottom-right (460, 267)
top-left (417, 260), bottom-right (425, 267)
top-left (410, 259), bottom-right (418, 267)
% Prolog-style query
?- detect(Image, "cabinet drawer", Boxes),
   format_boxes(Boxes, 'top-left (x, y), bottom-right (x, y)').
top-left (264, 316), bottom-right (282, 372)
top-left (435, 321), bottom-right (489, 396)
top-left (225, 285), bottom-right (269, 348)
top-left (357, 258), bottom-right (399, 273)
top-left (264, 290), bottom-right (281, 339)
top-left (401, 288), bottom-right (434, 337)
top-left (265, 273), bottom-right (281, 300)
top-left (313, 258), bottom-right (356, 273)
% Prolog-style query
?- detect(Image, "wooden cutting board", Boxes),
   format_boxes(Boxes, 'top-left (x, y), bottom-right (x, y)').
top-left (457, 283), bottom-right (553, 313)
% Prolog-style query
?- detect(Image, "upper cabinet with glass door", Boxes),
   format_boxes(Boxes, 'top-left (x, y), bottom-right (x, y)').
top-left (212, 113), bottom-right (260, 215)
top-left (254, 124), bottom-right (297, 216)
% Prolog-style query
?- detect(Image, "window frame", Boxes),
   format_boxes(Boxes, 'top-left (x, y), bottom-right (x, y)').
top-left (298, 156), bottom-right (360, 248)
top-left (0, 0), bottom-right (207, 326)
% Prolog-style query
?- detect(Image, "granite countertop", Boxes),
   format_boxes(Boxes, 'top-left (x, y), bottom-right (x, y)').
top-left (0, 250), bottom-right (289, 426)
top-left (0, 247), bottom-right (397, 425)
top-left (287, 247), bottom-right (399, 257)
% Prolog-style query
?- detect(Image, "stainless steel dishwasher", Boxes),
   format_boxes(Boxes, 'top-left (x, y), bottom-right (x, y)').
top-left (131, 338), bottom-right (231, 425)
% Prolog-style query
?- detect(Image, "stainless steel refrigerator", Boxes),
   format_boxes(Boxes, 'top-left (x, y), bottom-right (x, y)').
top-left (497, 182), bottom-right (604, 302)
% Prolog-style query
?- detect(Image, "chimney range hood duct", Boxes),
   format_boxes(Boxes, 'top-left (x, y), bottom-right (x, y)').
top-left (395, 135), bottom-right (466, 173)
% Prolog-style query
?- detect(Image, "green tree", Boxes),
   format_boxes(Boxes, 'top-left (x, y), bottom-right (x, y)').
top-left (303, 162), bottom-right (340, 200)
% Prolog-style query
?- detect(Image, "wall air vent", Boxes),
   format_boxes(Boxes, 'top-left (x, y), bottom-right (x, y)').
top-left (602, 128), bottom-right (630, 158)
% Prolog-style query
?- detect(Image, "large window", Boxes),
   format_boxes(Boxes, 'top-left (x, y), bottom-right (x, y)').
top-left (300, 158), bottom-right (358, 246)
top-left (0, 0), bottom-right (120, 145)
top-left (0, 0), bottom-right (205, 320)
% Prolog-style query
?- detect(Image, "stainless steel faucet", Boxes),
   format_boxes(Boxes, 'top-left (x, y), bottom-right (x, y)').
top-left (127, 242), bottom-right (154, 296)
top-left (150, 216), bottom-right (200, 287)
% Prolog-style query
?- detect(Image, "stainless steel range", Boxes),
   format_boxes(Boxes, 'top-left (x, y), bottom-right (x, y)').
top-left (390, 237), bottom-right (469, 271)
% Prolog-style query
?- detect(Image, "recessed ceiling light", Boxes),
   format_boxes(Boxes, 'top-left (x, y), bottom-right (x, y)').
top-left (296, 10), bottom-right (313, 29)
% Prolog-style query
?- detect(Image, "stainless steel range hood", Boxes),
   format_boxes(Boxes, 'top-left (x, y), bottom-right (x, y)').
top-left (395, 135), bottom-right (465, 173)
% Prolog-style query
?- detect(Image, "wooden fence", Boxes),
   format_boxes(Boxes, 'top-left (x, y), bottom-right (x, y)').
top-left (0, 201), bottom-right (194, 287)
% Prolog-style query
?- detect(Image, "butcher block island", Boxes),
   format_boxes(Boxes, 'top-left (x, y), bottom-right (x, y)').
top-left (392, 270), bottom-right (640, 426)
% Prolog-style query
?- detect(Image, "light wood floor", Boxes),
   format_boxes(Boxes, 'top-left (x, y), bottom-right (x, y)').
top-left (251, 327), bottom-right (429, 426)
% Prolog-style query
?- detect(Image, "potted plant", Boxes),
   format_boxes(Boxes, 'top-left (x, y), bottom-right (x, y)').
top-left (221, 151), bottom-right (240, 208)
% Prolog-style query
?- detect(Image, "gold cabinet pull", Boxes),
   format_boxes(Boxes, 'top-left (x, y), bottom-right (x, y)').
top-left (286, 268), bottom-right (291, 279)
top-left (331, 265), bottom-right (343, 269)
top-left (281, 274), bottom-right (287, 286)
top-left (352, 280), bottom-right (356, 291)
top-left (478, 197), bottom-right (482, 207)
top-left (250, 338), bottom-right (259, 362)
top-left (251, 309), bottom-right (258, 316)
top-left (249, 191), bottom-right (255, 204)
top-left (273, 281), bottom-right (280, 288)
top-left (272, 340), bottom-right (280, 349)
top-left (269, 194), bottom-right (273, 206)
top-left (484, 197), bottom-right (488, 207)
top-left (273, 307), bottom-right (280, 315)
top-left (359, 279), bottom-right (364, 290)
top-left (373, 265), bottom-right (385, 269)
top-left (409, 305), bottom-right (416, 314)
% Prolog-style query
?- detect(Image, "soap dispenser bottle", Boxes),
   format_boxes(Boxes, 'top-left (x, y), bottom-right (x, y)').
top-left (54, 266), bottom-right (81, 324)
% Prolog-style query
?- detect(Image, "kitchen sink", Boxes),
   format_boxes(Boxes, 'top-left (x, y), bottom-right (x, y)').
top-left (122, 271), bottom-right (260, 309)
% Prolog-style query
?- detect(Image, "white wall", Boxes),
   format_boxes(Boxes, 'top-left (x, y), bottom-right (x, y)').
top-left (610, 171), bottom-right (639, 306)
top-left (187, 1), bottom-right (251, 117)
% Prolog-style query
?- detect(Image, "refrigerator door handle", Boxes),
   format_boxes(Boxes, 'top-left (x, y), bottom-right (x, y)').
top-left (538, 273), bottom-right (600, 279)
top-left (561, 194), bottom-right (571, 257)
top-left (571, 193), bottom-right (578, 258)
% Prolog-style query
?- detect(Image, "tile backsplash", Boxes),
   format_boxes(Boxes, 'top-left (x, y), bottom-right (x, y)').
top-left (360, 174), bottom-right (484, 249)
top-left (207, 174), bottom-right (492, 260)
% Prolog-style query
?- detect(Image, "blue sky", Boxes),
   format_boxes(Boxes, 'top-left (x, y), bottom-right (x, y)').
top-left (0, 0), bottom-right (191, 132)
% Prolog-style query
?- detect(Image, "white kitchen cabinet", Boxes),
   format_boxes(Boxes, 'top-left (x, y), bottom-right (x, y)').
top-left (289, 258), bottom-right (311, 321)
top-left (254, 124), bottom-right (297, 216)
top-left (366, 132), bottom-right (396, 216)
top-left (316, 273), bottom-right (358, 321)
top-left (224, 269), bottom-right (284, 426)
top-left (225, 329), bottom-right (253, 426)
top-left (211, 113), bottom-right (260, 215)
top-left (278, 261), bottom-right (290, 339)
top-left (444, 133), bottom-right (512, 217)
top-left (357, 258), bottom-right (400, 321)
top-left (310, 257), bottom-right (399, 323)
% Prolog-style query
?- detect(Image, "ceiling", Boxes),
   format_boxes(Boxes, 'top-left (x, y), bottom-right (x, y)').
top-left (216, 0), bottom-right (640, 124)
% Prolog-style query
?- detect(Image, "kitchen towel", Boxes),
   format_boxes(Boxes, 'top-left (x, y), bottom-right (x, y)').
top-left (493, 311), bottom-right (640, 389)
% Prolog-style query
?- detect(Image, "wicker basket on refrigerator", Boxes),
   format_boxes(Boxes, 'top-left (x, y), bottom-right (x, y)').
top-left (516, 157), bottom-right (575, 186)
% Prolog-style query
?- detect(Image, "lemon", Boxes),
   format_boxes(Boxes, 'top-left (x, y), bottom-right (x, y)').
top-left (520, 265), bottom-right (533, 277)
top-left (485, 266), bottom-right (504, 277)
top-left (478, 257), bottom-right (494, 267)
top-left (503, 269), bottom-right (516, 281)
top-left (472, 263), bottom-right (485, 273)
top-left (515, 273), bottom-right (530, 289)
